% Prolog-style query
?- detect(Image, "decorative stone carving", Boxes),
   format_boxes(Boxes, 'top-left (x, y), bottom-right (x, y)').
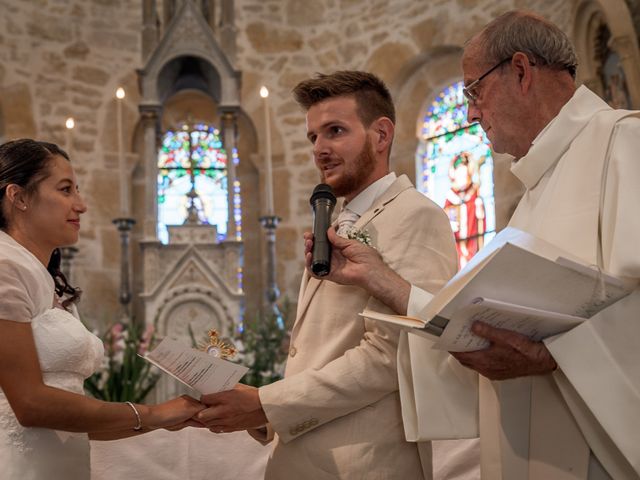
top-left (168, 224), bottom-right (219, 244)
top-left (142, 240), bottom-right (243, 402)
top-left (138, 0), bottom-right (241, 107)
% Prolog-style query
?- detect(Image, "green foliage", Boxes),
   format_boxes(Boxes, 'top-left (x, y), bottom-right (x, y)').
top-left (84, 322), bottom-right (160, 404)
top-left (238, 300), bottom-right (291, 388)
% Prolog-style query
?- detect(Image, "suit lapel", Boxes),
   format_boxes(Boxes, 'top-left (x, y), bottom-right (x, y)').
top-left (293, 175), bottom-right (413, 333)
top-left (354, 175), bottom-right (413, 229)
top-left (295, 275), bottom-right (321, 325)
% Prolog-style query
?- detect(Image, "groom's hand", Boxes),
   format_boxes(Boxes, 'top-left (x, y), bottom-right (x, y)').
top-left (196, 384), bottom-right (267, 433)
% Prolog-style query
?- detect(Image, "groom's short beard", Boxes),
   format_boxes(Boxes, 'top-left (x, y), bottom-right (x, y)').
top-left (328, 137), bottom-right (376, 198)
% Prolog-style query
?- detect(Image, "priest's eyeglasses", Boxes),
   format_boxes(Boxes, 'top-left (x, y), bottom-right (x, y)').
top-left (462, 57), bottom-right (511, 104)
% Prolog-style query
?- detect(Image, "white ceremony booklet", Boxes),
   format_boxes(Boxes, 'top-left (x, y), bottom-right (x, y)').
top-left (362, 227), bottom-right (637, 352)
top-left (143, 338), bottom-right (248, 395)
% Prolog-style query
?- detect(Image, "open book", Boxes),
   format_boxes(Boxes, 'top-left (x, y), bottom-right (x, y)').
top-left (143, 337), bottom-right (248, 394)
top-left (362, 227), bottom-right (637, 352)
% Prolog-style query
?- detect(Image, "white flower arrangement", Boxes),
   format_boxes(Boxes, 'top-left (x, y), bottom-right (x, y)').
top-left (343, 226), bottom-right (374, 247)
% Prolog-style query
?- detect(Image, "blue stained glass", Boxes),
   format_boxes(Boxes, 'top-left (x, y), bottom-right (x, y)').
top-left (416, 81), bottom-right (496, 269)
top-left (157, 124), bottom-right (233, 244)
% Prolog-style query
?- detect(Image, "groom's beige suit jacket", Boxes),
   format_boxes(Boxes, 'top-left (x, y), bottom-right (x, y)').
top-left (256, 175), bottom-right (457, 479)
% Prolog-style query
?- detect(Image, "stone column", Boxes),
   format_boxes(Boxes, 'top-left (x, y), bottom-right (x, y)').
top-left (220, 0), bottom-right (237, 64)
top-left (142, 0), bottom-right (158, 61)
top-left (201, 0), bottom-right (216, 31)
top-left (220, 107), bottom-right (238, 240)
top-left (163, 0), bottom-right (176, 28)
top-left (139, 105), bottom-right (161, 240)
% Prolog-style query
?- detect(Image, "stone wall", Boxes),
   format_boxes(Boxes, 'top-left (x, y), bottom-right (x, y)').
top-left (0, 0), bottom-right (626, 330)
top-left (0, 0), bottom-right (143, 327)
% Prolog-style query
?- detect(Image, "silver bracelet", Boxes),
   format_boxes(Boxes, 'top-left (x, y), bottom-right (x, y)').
top-left (125, 401), bottom-right (142, 431)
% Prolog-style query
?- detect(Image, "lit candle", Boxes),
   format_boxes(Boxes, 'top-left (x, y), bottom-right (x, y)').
top-left (260, 86), bottom-right (274, 216)
top-left (65, 117), bottom-right (74, 155)
top-left (116, 87), bottom-right (128, 217)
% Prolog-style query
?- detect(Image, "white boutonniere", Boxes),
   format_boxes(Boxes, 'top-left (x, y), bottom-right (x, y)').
top-left (343, 226), bottom-right (374, 247)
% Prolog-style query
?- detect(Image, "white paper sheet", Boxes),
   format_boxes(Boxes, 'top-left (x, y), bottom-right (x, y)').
top-left (144, 338), bottom-right (248, 395)
top-left (435, 297), bottom-right (585, 352)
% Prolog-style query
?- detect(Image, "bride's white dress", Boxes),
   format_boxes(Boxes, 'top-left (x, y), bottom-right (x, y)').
top-left (0, 307), bottom-right (104, 479)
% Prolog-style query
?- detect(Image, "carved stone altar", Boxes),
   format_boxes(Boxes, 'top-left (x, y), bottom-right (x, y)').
top-left (141, 224), bottom-right (243, 401)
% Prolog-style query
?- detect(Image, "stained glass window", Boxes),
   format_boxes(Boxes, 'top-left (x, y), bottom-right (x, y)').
top-left (157, 123), bottom-right (236, 244)
top-left (416, 81), bottom-right (496, 269)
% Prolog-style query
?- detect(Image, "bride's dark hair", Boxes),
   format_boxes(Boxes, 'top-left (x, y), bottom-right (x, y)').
top-left (0, 139), bottom-right (70, 230)
top-left (47, 248), bottom-right (82, 309)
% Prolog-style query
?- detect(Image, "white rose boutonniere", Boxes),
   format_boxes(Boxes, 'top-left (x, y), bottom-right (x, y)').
top-left (343, 226), bottom-right (374, 247)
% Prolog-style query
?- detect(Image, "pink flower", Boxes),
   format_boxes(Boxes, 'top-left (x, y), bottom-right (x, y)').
top-left (108, 323), bottom-right (126, 355)
top-left (138, 324), bottom-right (155, 355)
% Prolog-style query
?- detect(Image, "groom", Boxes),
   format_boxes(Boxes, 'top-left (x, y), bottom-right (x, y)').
top-left (196, 71), bottom-right (457, 479)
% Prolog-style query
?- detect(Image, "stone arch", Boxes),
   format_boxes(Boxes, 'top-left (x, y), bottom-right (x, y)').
top-left (154, 287), bottom-right (236, 339)
top-left (392, 46), bottom-right (464, 182)
top-left (573, 0), bottom-right (640, 108)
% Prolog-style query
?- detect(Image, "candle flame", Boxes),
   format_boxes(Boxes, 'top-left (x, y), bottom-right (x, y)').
top-left (260, 86), bottom-right (269, 98)
top-left (116, 87), bottom-right (126, 99)
top-left (65, 117), bottom-right (75, 129)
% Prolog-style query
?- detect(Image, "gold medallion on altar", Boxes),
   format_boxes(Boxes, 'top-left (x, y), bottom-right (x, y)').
top-left (199, 329), bottom-right (237, 360)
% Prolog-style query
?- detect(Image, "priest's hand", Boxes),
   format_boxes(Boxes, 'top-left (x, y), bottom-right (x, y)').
top-left (304, 228), bottom-right (411, 314)
top-left (450, 321), bottom-right (558, 380)
top-left (196, 384), bottom-right (267, 433)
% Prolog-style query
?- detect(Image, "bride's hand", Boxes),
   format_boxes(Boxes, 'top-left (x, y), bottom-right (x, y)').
top-left (143, 395), bottom-right (205, 430)
top-left (163, 419), bottom-right (206, 431)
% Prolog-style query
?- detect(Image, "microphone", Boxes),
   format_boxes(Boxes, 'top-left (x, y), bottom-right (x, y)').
top-left (309, 183), bottom-right (336, 276)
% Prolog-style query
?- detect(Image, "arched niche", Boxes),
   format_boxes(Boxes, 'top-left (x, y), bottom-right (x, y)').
top-left (574, 0), bottom-right (640, 108)
top-left (157, 55), bottom-right (222, 105)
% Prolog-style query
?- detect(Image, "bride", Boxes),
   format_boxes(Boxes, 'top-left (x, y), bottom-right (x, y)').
top-left (0, 139), bottom-right (205, 479)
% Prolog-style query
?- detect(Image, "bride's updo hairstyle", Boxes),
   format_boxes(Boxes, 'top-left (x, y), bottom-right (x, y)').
top-left (0, 139), bottom-right (80, 307)
top-left (0, 138), bottom-right (69, 230)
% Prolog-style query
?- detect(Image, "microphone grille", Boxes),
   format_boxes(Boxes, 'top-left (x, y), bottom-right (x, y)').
top-left (310, 183), bottom-right (336, 205)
